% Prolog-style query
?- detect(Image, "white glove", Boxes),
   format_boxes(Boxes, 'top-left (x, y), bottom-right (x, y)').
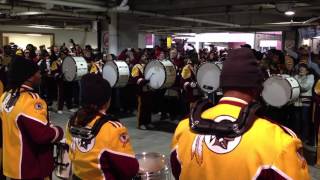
top-left (190, 82), bottom-right (197, 88)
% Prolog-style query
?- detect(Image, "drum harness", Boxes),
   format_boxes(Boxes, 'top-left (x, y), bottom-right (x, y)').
top-left (189, 99), bottom-right (262, 138)
top-left (54, 115), bottom-right (117, 171)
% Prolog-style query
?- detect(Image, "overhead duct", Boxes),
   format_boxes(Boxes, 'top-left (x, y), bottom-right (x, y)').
top-left (22, 0), bottom-right (108, 11)
top-left (0, 4), bottom-right (104, 19)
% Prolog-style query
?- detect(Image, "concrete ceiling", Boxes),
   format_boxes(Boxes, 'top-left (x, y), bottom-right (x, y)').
top-left (0, 0), bottom-right (319, 33)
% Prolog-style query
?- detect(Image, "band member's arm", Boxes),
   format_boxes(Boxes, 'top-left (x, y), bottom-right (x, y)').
top-left (17, 97), bottom-right (63, 144)
top-left (171, 120), bottom-right (188, 180)
top-left (101, 123), bottom-right (139, 180)
top-left (257, 136), bottom-right (310, 179)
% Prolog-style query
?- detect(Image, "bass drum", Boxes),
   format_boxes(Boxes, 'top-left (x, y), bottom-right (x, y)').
top-left (144, 60), bottom-right (176, 89)
top-left (103, 60), bottom-right (130, 87)
top-left (62, 56), bottom-right (88, 81)
top-left (262, 75), bottom-right (300, 107)
top-left (54, 139), bottom-right (72, 180)
top-left (135, 152), bottom-right (171, 180)
top-left (196, 62), bottom-right (222, 94)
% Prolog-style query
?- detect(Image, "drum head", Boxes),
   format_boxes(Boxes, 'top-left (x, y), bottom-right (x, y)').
top-left (262, 77), bottom-right (292, 107)
top-left (103, 61), bottom-right (118, 87)
top-left (136, 152), bottom-right (167, 173)
top-left (62, 56), bottom-right (77, 81)
top-left (196, 63), bottom-right (221, 93)
top-left (144, 61), bottom-right (166, 89)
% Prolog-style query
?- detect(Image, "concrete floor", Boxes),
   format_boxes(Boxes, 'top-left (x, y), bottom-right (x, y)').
top-left (50, 110), bottom-right (320, 180)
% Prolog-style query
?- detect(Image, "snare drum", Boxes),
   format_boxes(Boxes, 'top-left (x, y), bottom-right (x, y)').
top-left (196, 62), bottom-right (222, 94)
top-left (262, 75), bottom-right (300, 107)
top-left (54, 139), bottom-right (72, 179)
top-left (62, 56), bottom-right (88, 81)
top-left (144, 60), bottom-right (176, 89)
top-left (103, 60), bottom-right (130, 87)
top-left (135, 152), bottom-right (171, 180)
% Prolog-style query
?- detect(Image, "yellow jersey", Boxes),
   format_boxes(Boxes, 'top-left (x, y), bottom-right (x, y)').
top-left (0, 85), bottom-right (63, 179)
top-left (66, 115), bottom-right (139, 180)
top-left (171, 97), bottom-right (310, 180)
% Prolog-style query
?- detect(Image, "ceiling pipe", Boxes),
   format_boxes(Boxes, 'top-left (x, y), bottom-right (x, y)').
top-left (0, 4), bottom-right (105, 19)
top-left (20, 0), bottom-right (239, 27)
top-left (114, 10), bottom-right (240, 27)
top-left (22, 0), bottom-right (108, 11)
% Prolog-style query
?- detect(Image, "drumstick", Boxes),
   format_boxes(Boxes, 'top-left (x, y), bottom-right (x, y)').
top-left (146, 73), bottom-right (154, 81)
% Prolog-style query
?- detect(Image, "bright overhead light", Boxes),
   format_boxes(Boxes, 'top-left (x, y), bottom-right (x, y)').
top-left (284, 10), bottom-right (295, 16)
top-left (13, 11), bottom-right (45, 16)
top-left (26, 25), bottom-right (57, 29)
top-left (25, 33), bottom-right (43, 37)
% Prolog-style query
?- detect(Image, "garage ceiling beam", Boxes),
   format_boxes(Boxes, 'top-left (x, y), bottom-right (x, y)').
top-left (0, 4), bottom-right (105, 19)
top-left (22, 0), bottom-right (108, 11)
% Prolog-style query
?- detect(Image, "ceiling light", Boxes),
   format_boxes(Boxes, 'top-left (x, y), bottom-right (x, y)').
top-left (26, 25), bottom-right (57, 29)
top-left (25, 33), bottom-right (43, 37)
top-left (13, 11), bottom-right (45, 16)
top-left (284, 10), bottom-right (295, 16)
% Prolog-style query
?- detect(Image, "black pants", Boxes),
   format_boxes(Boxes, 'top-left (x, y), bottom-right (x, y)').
top-left (57, 80), bottom-right (73, 110)
top-left (137, 92), bottom-right (153, 126)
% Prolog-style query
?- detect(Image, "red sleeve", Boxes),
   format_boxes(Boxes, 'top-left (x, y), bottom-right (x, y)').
top-left (170, 150), bottom-right (181, 180)
top-left (100, 150), bottom-right (139, 180)
top-left (17, 115), bottom-right (63, 145)
top-left (256, 168), bottom-right (287, 180)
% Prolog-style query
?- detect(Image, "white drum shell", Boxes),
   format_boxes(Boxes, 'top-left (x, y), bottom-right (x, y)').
top-left (136, 152), bottom-right (171, 180)
top-left (54, 139), bottom-right (72, 179)
top-left (103, 60), bottom-right (130, 87)
top-left (262, 75), bottom-right (300, 107)
top-left (62, 56), bottom-right (88, 81)
top-left (196, 62), bottom-right (222, 94)
top-left (144, 60), bottom-right (176, 89)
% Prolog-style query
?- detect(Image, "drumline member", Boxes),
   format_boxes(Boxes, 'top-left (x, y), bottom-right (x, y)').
top-left (181, 59), bottom-right (201, 112)
top-left (293, 64), bottom-right (315, 143)
top-left (0, 57), bottom-right (64, 179)
top-left (314, 80), bottom-right (320, 168)
top-left (170, 48), bottom-right (310, 180)
top-left (55, 49), bottom-right (75, 114)
top-left (66, 74), bottom-right (139, 180)
top-left (131, 55), bottom-right (153, 130)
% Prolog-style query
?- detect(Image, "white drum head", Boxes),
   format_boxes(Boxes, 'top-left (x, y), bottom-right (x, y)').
top-left (144, 61), bottom-right (166, 89)
top-left (103, 61), bottom-right (118, 87)
top-left (196, 63), bottom-right (221, 93)
top-left (62, 56), bottom-right (77, 81)
top-left (262, 77), bottom-right (293, 107)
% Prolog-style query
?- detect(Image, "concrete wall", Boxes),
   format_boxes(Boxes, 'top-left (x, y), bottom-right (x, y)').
top-left (117, 14), bottom-right (139, 52)
top-left (0, 25), bottom-right (97, 48)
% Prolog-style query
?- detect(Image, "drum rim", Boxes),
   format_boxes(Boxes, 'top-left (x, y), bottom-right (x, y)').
top-left (62, 56), bottom-right (77, 81)
top-left (262, 75), bottom-right (301, 107)
top-left (196, 62), bottom-right (221, 93)
top-left (144, 59), bottom-right (176, 89)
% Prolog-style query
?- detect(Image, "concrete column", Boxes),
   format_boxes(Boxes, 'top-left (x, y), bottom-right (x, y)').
top-left (138, 33), bottom-right (146, 49)
top-left (118, 14), bottom-right (139, 53)
top-left (108, 12), bottom-right (118, 55)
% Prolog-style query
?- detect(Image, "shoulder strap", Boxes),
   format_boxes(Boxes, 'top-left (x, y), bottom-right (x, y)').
top-left (90, 115), bottom-right (118, 138)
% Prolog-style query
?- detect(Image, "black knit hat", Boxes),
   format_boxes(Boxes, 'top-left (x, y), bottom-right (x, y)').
top-left (80, 74), bottom-right (112, 108)
top-left (8, 56), bottom-right (39, 89)
top-left (220, 48), bottom-right (263, 89)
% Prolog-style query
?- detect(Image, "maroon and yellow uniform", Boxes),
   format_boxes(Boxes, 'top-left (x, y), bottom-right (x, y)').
top-left (66, 115), bottom-right (139, 180)
top-left (0, 85), bottom-right (63, 179)
top-left (181, 64), bottom-right (201, 106)
top-left (131, 63), bottom-right (153, 127)
top-left (171, 97), bottom-right (310, 180)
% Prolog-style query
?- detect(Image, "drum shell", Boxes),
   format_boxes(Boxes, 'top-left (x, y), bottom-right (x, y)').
top-left (262, 75), bottom-right (300, 107)
top-left (62, 56), bottom-right (88, 82)
top-left (144, 60), bottom-right (176, 90)
top-left (135, 152), bottom-right (171, 180)
top-left (54, 139), bottom-right (72, 179)
top-left (103, 60), bottom-right (130, 87)
top-left (196, 62), bottom-right (222, 94)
